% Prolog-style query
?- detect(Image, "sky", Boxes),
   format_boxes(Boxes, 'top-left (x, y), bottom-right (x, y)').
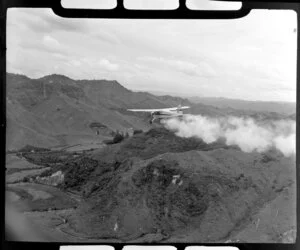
top-left (7, 0), bottom-right (297, 102)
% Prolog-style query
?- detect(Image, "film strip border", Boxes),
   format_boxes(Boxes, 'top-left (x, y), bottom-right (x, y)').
top-left (1, 1), bottom-right (300, 250)
top-left (1, 0), bottom-right (299, 19)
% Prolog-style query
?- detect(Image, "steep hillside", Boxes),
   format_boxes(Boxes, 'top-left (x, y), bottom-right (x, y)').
top-left (6, 73), bottom-right (192, 150)
top-left (20, 128), bottom-right (295, 242)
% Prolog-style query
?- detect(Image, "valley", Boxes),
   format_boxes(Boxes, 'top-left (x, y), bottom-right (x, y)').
top-left (5, 73), bottom-right (296, 243)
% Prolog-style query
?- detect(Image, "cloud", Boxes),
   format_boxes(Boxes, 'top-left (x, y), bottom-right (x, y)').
top-left (21, 35), bottom-right (68, 58)
top-left (94, 30), bottom-right (121, 45)
top-left (41, 13), bottom-right (89, 33)
top-left (43, 35), bottom-right (61, 49)
top-left (68, 60), bottom-right (82, 67)
top-left (80, 58), bottom-right (119, 72)
top-left (197, 62), bottom-right (216, 77)
top-left (139, 56), bottom-right (216, 77)
top-left (170, 60), bottom-right (199, 76)
top-left (98, 59), bottom-right (119, 71)
top-left (12, 9), bottom-right (89, 35)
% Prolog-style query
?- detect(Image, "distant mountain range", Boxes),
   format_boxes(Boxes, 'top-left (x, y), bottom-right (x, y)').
top-left (6, 73), bottom-right (296, 150)
top-left (189, 96), bottom-right (296, 116)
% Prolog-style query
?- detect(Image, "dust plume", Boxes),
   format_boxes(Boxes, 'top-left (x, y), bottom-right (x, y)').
top-left (162, 115), bottom-right (296, 156)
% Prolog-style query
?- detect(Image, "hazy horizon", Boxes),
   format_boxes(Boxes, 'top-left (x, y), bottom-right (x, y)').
top-left (7, 71), bottom-right (296, 105)
top-left (7, 5), bottom-right (297, 102)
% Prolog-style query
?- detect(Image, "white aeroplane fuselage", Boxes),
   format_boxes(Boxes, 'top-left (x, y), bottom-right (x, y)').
top-left (127, 105), bottom-right (190, 124)
top-left (151, 110), bottom-right (183, 123)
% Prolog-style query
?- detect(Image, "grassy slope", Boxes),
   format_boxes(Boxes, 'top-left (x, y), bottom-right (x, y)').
top-left (19, 128), bottom-right (294, 242)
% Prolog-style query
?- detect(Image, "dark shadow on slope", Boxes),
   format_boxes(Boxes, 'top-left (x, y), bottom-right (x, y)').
top-left (92, 127), bottom-right (239, 163)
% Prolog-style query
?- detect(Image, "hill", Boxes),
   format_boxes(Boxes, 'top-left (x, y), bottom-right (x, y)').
top-left (6, 72), bottom-right (296, 242)
top-left (6, 73), bottom-right (191, 150)
top-left (18, 127), bottom-right (295, 242)
top-left (6, 72), bottom-right (294, 151)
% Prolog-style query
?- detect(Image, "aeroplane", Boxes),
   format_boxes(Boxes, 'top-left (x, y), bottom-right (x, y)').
top-left (127, 105), bottom-right (190, 124)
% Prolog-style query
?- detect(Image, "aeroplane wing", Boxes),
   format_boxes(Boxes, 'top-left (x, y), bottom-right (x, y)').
top-left (127, 105), bottom-right (190, 113)
top-left (168, 106), bottom-right (190, 111)
top-left (127, 108), bottom-right (173, 112)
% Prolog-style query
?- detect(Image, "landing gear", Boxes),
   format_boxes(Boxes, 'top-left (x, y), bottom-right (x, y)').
top-left (149, 118), bottom-right (155, 124)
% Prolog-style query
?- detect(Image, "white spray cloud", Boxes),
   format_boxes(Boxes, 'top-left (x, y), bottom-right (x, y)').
top-left (163, 115), bottom-right (296, 156)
